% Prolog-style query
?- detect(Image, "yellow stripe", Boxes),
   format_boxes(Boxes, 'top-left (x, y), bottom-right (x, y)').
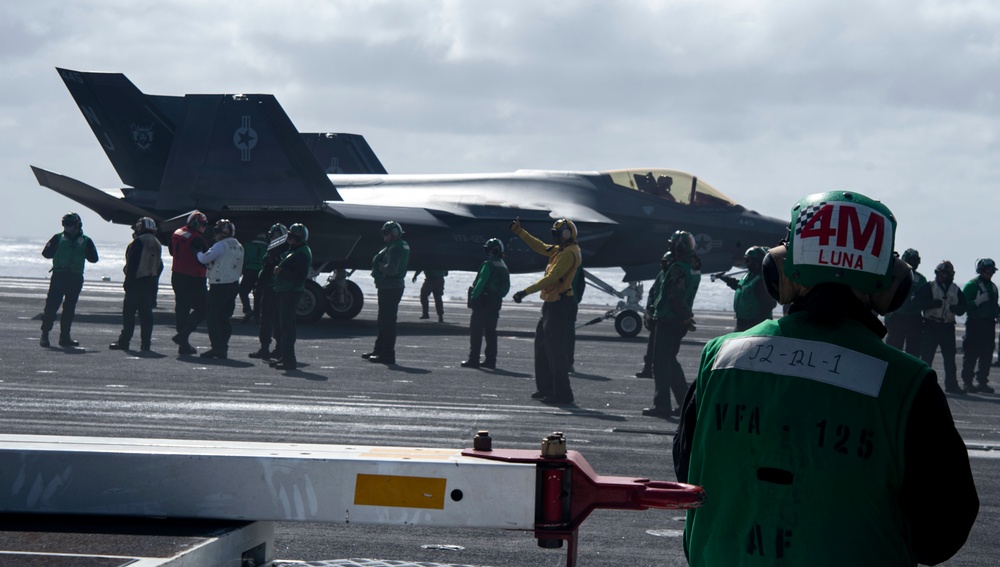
top-left (354, 474), bottom-right (447, 509)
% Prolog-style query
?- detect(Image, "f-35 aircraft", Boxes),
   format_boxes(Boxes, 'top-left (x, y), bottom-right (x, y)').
top-left (32, 68), bottom-right (787, 336)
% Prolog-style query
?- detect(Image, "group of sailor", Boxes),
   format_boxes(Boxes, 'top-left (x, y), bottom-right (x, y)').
top-left (37, 191), bottom-right (982, 563)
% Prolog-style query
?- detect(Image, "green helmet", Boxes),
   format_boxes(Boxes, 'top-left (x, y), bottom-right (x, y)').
top-left (381, 220), bottom-right (404, 238)
top-left (901, 248), bottom-right (920, 270)
top-left (288, 223), bottom-right (309, 243)
top-left (484, 237), bottom-right (504, 256)
top-left (267, 223), bottom-right (288, 241)
top-left (784, 191), bottom-right (896, 294)
top-left (62, 212), bottom-right (82, 228)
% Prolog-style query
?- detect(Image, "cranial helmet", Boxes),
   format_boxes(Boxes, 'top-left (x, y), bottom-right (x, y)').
top-left (288, 223), bottom-right (309, 243)
top-left (134, 217), bottom-right (157, 234)
top-left (484, 237), bottom-right (504, 256)
top-left (669, 230), bottom-right (696, 256)
top-left (551, 219), bottom-right (578, 242)
top-left (62, 212), bottom-right (82, 228)
top-left (976, 258), bottom-right (997, 275)
top-left (901, 248), bottom-right (920, 270)
top-left (744, 246), bottom-right (767, 272)
top-left (214, 219), bottom-right (235, 238)
top-left (661, 250), bottom-right (674, 269)
top-left (761, 191), bottom-right (912, 315)
top-left (187, 211), bottom-right (208, 230)
top-left (935, 260), bottom-right (955, 275)
top-left (268, 223), bottom-right (288, 241)
top-left (382, 220), bottom-right (404, 238)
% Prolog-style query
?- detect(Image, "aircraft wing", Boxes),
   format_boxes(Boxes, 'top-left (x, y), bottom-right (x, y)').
top-left (31, 166), bottom-right (159, 224)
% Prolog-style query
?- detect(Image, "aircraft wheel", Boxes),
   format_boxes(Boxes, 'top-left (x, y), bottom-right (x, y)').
top-left (325, 279), bottom-right (364, 320)
top-left (614, 310), bottom-right (643, 338)
top-left (296, 280), bottom-right (329, 324)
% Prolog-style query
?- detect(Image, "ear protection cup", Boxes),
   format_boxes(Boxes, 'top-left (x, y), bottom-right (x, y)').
top-left (871, 257), bottom-right (914, 315)
top-left (760, 244), bottom-right (812, 305)
top-left (762, 249), bottom-right (782, 302)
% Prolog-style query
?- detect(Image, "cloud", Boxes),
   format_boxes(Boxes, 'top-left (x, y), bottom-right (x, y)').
top-left (3, 0), bottom-right (1000, 273)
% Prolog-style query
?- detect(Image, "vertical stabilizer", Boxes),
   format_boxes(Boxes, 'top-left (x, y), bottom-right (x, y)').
top-left (56, 68), bottom-right (175, 191)
top-left (56, 68), bottom-right (343, 212)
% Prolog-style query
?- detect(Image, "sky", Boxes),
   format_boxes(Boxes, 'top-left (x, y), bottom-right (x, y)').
top-left (3, 0), bottom-right (999, 277)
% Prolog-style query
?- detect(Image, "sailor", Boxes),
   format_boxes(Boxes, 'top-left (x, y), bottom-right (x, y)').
top-left (642, 231), bottom-right (701, 419)
top-left (363, 221), bottom-right (410, 365)
top-left (412, 269), bottom-right (448, 322)
top-left (195, 219), bottom-right (244, 359)
top-left (269, 223), bottom-right (312, 371)
top-left (715, 245), bottom-right (776, 331)
top-left (239, 231), bottom-right (269, 323)
top-left (110, 217), bottom-right (163, 351)
top-left (509, 217), bottom-right (582, 405)
top-left (674, 191), bottom-right (979, 565)
top-left (960, 258), bottom-right (998, 393)
top-left (884, 248), bottom-right (927, 357)
top-left (462, 238), bottom-right (510, 369)
top-left (249, 224), bottom-right (288, 360)
top-left (39, 212), bottom-right (99, 347)
top-left (914, 260), bottom-right (966, 393)
top-left (170, 211), bottom-right (209, 355)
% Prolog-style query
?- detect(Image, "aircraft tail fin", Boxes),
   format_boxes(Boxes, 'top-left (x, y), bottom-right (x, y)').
top-left (302, 133), bottom-right (387, 174)
top-left (56, 68), bottom-right (175, 192)
top-left (55, 68), bottom-right (343, 213)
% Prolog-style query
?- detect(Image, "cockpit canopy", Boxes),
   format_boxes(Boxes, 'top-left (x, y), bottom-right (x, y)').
top-left (606, 169), bottom-right (738, 208)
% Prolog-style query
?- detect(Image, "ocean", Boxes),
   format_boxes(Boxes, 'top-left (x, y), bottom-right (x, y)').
top-left (1, 236), bottom-right (739, 314)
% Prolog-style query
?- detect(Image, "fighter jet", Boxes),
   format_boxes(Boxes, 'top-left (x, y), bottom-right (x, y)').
top-left (32, 68), bottom-right (787, 336)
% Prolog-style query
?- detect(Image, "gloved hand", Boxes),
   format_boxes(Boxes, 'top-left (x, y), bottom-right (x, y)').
top-left (512, 290), bottom-right (527, 303)
top-left (684, 318), bottom-right (697, 332)
top-left (509, 217), bottom-right (522, 233)
top-left (190, 237), bottom-right (207, 254)
top-left (975, 292), bottom-right (989, 306)
top-left (949, 304), bottom-right (963, 314)
top-left (930, 299), bottom-right (943, 308)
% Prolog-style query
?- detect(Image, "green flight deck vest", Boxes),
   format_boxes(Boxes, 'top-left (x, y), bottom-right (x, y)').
top-left (685, 312), bottom-right (927, 566)
top-left (733, 272), bottom-right (766, 320)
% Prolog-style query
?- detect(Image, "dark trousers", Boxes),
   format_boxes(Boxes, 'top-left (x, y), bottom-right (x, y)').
top-left (206, 282), bottom-right (239, 353)
top-left (119, 277), bottom-right (156, 346)
top-left (420, 277), bottom-right (445, 317)
top-left (920, 320), bottom-right (958, 388)
top-left (276, 290), bottom-right (301, 364)
top-left (373, 287), bottom-right (404, 358)
top-left (534, 297), bottom-right (574, 399)
top-left (239, 269), bottom-right (259, 315)
top-left (652, 318), bottom-right (689, 410)
top-left (567, 300), bottom-right (579, 367)
top-left (640, 321), bottom-right (657, 373)
top-left (962, 317), bottom-right (996, 386)
top-left (258, 287), bottom-right (280, 352)
top-left (41, 271), bottom-right (83, 339)
top-left (172, 272), bottom-right (206, 336)
top-left (469, 294), bottom-right (502, 363)
top-left (885, 312), bottom-right (924, 357)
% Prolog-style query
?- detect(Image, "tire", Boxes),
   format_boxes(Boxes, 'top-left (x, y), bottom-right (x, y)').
top-left (614, 310), bottom-right (642, 338)
top-left (324, 279), bottom-right (364, 320)
top-left (296, 279), bottom-right (329, 324)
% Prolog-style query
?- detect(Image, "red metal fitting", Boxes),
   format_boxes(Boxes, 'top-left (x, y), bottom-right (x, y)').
top-left (463, 447), bottom-right (705, 567)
